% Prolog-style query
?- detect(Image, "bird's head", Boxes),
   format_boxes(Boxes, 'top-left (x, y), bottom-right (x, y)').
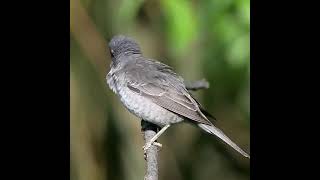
top-left (108, 35), bottom-right (142, 60)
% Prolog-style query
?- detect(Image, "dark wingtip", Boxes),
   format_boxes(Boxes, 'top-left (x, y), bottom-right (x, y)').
top-left (200, 107), bottom-right (217, 122)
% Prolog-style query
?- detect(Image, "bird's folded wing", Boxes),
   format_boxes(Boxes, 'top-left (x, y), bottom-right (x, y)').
top-left (127, 82), bottom-right (212, 125)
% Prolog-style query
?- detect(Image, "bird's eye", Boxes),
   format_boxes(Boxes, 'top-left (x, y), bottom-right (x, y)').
top-left (109, 49), bottom-right (115, 58)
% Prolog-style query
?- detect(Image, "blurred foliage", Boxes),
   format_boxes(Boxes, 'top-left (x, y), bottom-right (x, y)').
top-left (70, 0), bottom-right (250, 180)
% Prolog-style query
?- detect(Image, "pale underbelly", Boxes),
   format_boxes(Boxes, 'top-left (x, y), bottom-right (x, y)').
top-left (117, 86), bottom-right (184, 127)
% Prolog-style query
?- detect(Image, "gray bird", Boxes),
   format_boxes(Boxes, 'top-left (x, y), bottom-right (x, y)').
top-left (106, 35), bottom-right (250, 158)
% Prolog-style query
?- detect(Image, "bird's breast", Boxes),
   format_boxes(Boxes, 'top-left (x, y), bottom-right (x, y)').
top-left (107, 73), bottom-right (183, 127)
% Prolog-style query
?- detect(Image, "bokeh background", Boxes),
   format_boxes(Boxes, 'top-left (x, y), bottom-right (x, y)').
top-left (70, 0), bottom-right (250, 180)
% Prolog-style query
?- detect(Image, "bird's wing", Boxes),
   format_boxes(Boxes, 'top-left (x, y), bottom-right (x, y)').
top-left (125, 60), bottom-right (212, 125)
top-left (189, 93), bottom-right (217, 121)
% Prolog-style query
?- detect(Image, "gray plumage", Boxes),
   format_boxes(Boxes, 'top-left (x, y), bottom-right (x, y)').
top-left (106, 35), bottom-right (250, 158)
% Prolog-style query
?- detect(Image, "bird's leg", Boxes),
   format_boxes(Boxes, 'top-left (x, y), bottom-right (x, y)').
top-left (143, 124), bottom-right (171, 152)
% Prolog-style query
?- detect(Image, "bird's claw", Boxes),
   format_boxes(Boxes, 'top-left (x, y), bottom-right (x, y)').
top-left (142, 143), bottom-right (151, 152)
top-left (143, 142), bottom-right (162, 153)
top-left (143, 142), bottom-right (162, 160)
top-left (153, 142), bottom-right (162, 148)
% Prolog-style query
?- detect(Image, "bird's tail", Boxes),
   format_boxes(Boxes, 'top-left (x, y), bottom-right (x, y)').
top-left (198, 123), bottom-right (250, 158)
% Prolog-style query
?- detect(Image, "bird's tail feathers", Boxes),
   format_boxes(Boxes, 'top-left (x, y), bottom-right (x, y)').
top-left (198, 123), bottom-right (250, 158)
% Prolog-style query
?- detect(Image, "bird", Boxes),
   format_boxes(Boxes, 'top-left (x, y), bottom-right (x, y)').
top-left (106, 35), bottom-right (250, 158)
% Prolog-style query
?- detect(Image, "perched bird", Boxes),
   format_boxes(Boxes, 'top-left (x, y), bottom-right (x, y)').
top-left (106, 35), bottom-right (250, 158)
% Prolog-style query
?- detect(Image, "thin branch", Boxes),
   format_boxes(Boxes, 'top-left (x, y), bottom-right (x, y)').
top-left (141, 79), bottom-right (209, 180)
top-left (141, 120), bottom-right (160, 180)
top-left (184, 79), bottom-right (210, 91)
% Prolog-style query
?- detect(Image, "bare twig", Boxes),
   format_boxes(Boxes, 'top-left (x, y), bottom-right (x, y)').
top-left (141, 79), bottom-right (209, 180)
top-left (141, 120), bottom-right (160, 180)
top-left (184, 79), bottom-right (209, 91)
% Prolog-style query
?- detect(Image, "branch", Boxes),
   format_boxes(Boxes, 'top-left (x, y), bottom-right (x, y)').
top-left (141, 79), bottom-right (209, 180)
top-left (141, 120), bottom-right (160, 180)
top-left (184, 79), bottom-right (210, 91)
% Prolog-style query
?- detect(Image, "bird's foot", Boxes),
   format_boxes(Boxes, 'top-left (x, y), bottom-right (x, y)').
top-left (153, 142), bottom-right (162, 147)
top-left (143, 141), bottom-right (162, 159)
top-left (143, 142), bottom-right (162, 151)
